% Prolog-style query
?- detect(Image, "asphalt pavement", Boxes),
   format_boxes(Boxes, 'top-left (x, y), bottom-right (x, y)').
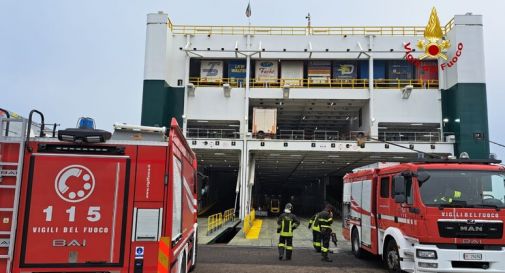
top-left (194, 245), bottom-right (387, 273)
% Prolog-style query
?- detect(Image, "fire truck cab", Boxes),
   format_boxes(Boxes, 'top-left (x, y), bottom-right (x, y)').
top-left (0, 110), bottom-right (197, 273)
top-left (343, 159), bottom-right (505, 273)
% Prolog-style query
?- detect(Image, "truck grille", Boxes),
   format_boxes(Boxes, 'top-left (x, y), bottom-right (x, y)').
top-left (452, 261), bottom-right (489, 269)
top-left (438, 221), bottom-right (503, 239)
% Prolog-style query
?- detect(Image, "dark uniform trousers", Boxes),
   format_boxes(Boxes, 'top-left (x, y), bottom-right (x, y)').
top-left (317, 211), bottom-right (333, 258)
top-left (278, 236), bottom-right (293, 259)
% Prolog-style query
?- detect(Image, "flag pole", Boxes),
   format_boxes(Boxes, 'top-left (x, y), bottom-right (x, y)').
top-left (246, 0), bottom-right (251, 33)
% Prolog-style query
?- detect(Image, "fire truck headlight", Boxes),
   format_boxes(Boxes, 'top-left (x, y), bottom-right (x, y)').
top-left (416, 249), bottom-right (437, 259)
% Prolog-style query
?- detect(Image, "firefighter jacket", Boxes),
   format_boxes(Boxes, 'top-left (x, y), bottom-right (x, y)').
top-left (277, 212), bottom-right (300, 237)
top-left (309, 213), bottom-right (321, 232)
top-left (316, 210), bottom-right (333, 234)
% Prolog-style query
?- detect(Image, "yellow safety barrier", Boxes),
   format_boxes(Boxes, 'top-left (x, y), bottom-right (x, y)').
top-left (207, 212), bottom-right (223, 235)
top-left (223, 208), bottom-right (235, 224)
top-left (250, 209), bottom-right (255, 223)
top-left (207, 208), bottom-right (236, 235)
top-left (242, 209), bottom-right (256, 237)
top-left (243, 214), bottom-right (250, 235)
top-left (189, 77), bottom-right (439, 89)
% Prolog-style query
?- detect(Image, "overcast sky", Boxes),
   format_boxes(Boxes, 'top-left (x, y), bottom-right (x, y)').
top-left (1, 0), bottom-right (504, 159)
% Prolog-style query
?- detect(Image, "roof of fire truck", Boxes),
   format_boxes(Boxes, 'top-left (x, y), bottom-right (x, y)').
top-left (345, 158), bottom-right (505, 180)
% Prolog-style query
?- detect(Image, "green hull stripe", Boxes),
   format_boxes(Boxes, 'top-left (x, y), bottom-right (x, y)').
top-left (442, 83), bottom-right (490, 159)
top-left (141, 80), bottom-right (184, 127)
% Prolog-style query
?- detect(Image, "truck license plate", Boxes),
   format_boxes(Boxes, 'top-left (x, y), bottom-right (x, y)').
top-left (464, 253), bottom-right (482, 260)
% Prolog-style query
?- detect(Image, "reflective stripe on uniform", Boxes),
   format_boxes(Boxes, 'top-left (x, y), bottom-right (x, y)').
top-left (318, 218), bottom-right (333, 228)
top-left (313, 242), bottom-right (321, 246)
top-left (454, 191), bottom-right (461, 198)
top-left (321, 247), bottom-right (329, 253)
top-left (311, 214), bottom-right (320, 231)
top-left (285, 246), bottom-right (293, 250)
top-left (278, 243), bottom-right (285, 247)
top-left (280, 218), bottom-right (293, 237)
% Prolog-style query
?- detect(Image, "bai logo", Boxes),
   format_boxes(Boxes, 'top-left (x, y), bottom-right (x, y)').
top-left (53, 239), bottom-right (86, 247)
top-left (404, 7), bottom-right (463, 71)
top-left (55, 165), bottom-right (95, 203)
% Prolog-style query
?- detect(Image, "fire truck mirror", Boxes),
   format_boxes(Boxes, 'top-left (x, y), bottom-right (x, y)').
top-left (416, 170), bottom-right (431, 184)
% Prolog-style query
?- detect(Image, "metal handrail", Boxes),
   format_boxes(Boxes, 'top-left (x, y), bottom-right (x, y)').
top-left (186, 129), bottom-right (453, 143)
top-left (173, 25), bottom-right (430, 36)
top-left (170, 16), bottom-right (457, 36)
top-left (251, 78), bottom-right (370, 89)
top-left (313, 130), bottom-right (339, 140)
top-left (223, 208), bottom-right (235, 224)
top-left (0, 108), bottom-right (11, 136)
top-left (189, 77), bottom-right (438, 89)
top-left (377, 131), bottom-right (442, 142)
top-left (190, 77), bottom-right (246, 88)
top-left (26, 110), bottom-right (44, 152)
top-left (444, 18), bottom-right (455, 33)
top-left (186, 128), bottom-right (239, 139)
top-left (278, 130), bottom-right (305, 140)
top-left (374, 79), bottom-right (439, 89)
top-left (207, 212), bottom-right (223, 235)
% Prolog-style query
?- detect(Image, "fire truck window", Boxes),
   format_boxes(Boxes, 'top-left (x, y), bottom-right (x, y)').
top-left (406, 177), bottom-right (413, 205)
top-left (172, 157), bottom-right (183, 240)
top-left (418, 170), bottom-right (505, 207)
top-left (380, 177), bottom-right (390, 198)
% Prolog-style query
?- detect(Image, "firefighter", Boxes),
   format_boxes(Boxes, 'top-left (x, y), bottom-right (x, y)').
top-left (277, 203), bottom-right (300, 260)
top-left (434, 188), bottom-right (462, 204)
top-left (308, 212), bottom-right (321, 252)
top-left (317, 205), bottom-right (334, 262)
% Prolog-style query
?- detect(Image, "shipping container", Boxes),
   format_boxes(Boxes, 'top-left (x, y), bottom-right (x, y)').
top-left (388, 60), bottom-right (414, 80)
top-left (255, 60), bottom-right (278, 84)
top-left (281, 61), bottom-right (304, 86)
top-left (358, 60), bottom-right (386, 79)
top-left (308, 61), bottom-right (331, 84)
top-left (252, 108), bottom-right (277, 138)
top-left (416, 60), bottom-right (438, 81)
top-left (200, 60), bottom-right (224, 82)
top-left (228, 60), bottom-right (247, 87)
top-left (333, 61), bottom-right (358, 79)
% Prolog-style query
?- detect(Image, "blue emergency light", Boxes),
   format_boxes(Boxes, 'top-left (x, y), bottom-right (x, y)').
top-left (77, 117), bottom-right (95, 129)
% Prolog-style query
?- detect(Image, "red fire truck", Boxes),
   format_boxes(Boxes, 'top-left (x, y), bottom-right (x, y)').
top-left (342, 159), bottom-right (505, 272)
top-left (0, 110), bottom-right (198, 273)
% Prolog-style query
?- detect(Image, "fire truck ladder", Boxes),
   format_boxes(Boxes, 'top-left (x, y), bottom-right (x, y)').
top-left (0, 115), bottom-right (27, 273)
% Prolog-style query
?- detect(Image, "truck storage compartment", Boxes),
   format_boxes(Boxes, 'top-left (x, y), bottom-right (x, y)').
top-left (20, 153), bottom-right (130, 267)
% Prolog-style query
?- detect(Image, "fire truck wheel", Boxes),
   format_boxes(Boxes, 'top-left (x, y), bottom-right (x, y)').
top-left (385, 240), bottom-right (401, 273)
top-left (351, 228), bottom-right (363, 258)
